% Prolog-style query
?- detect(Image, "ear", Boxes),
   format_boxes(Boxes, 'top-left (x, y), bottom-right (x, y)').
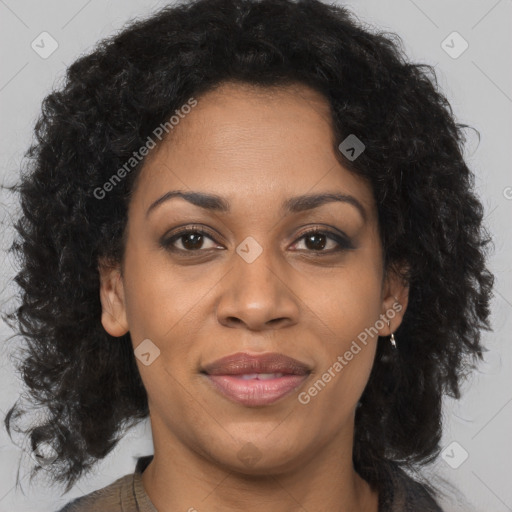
top-left (377, 263), bottom-right (410, 337)
top-left (98, 258), bottom-right (129, 337)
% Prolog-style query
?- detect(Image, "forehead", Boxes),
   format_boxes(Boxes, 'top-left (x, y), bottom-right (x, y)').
top-left (132, 81), bottom-right (375, 219)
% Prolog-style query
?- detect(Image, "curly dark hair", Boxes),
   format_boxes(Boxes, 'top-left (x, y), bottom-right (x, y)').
top-left (3, 0), bottom-right (493, 497)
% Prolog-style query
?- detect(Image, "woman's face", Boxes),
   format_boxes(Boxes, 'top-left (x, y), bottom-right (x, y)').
top-left (99, 82), bottom-right (408, 474)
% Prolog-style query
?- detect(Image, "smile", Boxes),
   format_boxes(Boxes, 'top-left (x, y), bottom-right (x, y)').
top-left (203, 373), bottom-right (310, 407)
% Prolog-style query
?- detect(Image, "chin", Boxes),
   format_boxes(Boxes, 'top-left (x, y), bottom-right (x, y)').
top-left (203, 436), bottom-right (314, 476)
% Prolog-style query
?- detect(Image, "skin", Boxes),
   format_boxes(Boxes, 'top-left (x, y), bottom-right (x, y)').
top-left (99, 81), bottom-right (409, 512)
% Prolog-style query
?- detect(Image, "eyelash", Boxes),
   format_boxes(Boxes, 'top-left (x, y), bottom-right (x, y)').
top-left (161, 224), bottom-right (354, 255)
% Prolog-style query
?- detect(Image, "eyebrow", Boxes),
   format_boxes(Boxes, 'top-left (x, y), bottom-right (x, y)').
top-left (146, 190), bottom-right (367, 221)
top-left (282, 192), bottom-right (366, 221)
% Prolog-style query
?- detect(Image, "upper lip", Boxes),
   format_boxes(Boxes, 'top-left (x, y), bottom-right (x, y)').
top-left (201, 352), bottom-right (311, 376)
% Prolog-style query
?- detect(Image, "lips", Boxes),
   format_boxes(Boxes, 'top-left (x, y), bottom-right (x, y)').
top-left (201, 352), bottom-right (311, 376)
top-left (200, 352), bottom-right (311, 407)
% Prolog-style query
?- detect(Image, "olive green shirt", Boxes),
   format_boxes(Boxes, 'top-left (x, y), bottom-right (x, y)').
top-left (58, 456), bottom-right (444, 511)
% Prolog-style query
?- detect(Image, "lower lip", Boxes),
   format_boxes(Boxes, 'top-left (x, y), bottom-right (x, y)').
top-left (204, 374), bottom-right (309, 407)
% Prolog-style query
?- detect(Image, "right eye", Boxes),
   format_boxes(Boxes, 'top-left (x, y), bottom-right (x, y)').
top-left (161, 225), bottom-right (223, 253)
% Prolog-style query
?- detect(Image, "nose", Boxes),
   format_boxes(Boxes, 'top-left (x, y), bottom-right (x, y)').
top-left (215, 247), bottom-right (300, 331)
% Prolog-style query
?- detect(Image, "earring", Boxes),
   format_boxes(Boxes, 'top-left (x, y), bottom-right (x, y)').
top-left (386, 319), bottom-right (397, 349)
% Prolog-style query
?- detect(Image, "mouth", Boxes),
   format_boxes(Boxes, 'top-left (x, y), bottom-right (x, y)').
top-left (200, 352), bottom-right (311, 407)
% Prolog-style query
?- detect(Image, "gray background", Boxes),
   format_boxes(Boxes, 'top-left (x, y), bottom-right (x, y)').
top-left (0, 1), bottom-right (511, 511)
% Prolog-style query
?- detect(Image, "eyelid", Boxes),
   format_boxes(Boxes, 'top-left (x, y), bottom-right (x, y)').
top-left (169, 223), bottom-right (224, 241)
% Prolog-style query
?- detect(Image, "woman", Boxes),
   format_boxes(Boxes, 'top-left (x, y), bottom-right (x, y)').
top-left (3, 0), bottom-right (493, 510)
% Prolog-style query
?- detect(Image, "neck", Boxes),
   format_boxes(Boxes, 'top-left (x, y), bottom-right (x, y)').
top-left (141, 416), bottom-right (378, 512)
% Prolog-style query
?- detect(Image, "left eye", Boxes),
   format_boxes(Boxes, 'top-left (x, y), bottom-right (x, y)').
top-left (291, 229), bottom-right (353, 253)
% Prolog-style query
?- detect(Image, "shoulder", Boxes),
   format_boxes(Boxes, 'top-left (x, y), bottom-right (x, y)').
top-left (379, 460), bottom-right (445, 512)
top-left (56, 473), bottom-right (134, 512)
top-left (399, 473), bottom-right (444, 512)
top-left (56, 455), bottom-right (154, 512)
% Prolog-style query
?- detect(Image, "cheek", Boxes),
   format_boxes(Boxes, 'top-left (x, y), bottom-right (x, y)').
top-left (303, 254), bottom-right (383, 342)
top-left (120, 243), bottom-right (221, 404)
top-left (296, 342), bottom-right (376, 443)
top-left (298, 270), bottom-right (382, 426)
top-left (298, 251), bottom-right (383, 406)
top-left (121, 243), bottom-right (208, 343)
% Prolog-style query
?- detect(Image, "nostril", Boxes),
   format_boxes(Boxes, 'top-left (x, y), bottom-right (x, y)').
top-left (268, 318), bottom-right (286, 326)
